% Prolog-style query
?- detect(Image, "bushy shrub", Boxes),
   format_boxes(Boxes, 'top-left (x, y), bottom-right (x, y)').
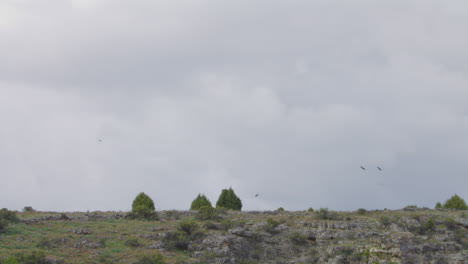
top-left (22, 206), bottom-right (35, 212)
top-left (0, 219), bottom-right (8, 234)
top-left (419, 217), bottom-right (436, 235)
top-left (316, 208), bottom-right (330, 220)
top-left (177, 220), bottom-right (200, 236)
top-left (135, 253), bottom-right (165, 264)
top-left (443, 194), bottom-right (468, 210)
top-left (195, 206), bottom-right (219, 221)
top-left (277, 207), bottom-right (284, 212)
top-left (307, 208), bottom-right (314, 212)
top-left (190, 194), bottom-right (212, 210)
top-left (356, 208), bottom-right (367, 215)
top-left (435, 202), bottom-right (443, 209)
top-left (0, 208), bottom-right (19, 223)
top-left (126, 192), bottom-right (158, 220)
top-left (216, 188), bottom-right (242, 211)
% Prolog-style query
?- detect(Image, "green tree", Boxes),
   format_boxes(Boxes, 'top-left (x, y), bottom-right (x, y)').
top-left (190, 194), bottom-right (212, 210)
top-left (127, 192), bottom-right (158, 220)
top-left (216, 188), bottom-right (242, 211)
top-left (435, 202), bottom-right (443, 209)
top-left (443, 194), bottom-right (468, 210)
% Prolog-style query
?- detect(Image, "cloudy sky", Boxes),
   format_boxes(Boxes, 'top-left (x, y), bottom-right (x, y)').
top-left (1, 0), bottom-right (467, 212)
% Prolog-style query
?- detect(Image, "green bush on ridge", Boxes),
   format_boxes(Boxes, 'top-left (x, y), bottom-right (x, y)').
top-left (190, 194), bottom-right (213, 210)
top-left (126, 192), bottom-right (158, 220)
top-left (216, 188), bottom-right (242, 211)
top-left (443, 194), bottom-right (468, 210)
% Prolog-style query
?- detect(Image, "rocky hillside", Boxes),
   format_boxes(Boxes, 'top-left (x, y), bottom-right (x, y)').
top-left (0, 209), bottom-right (467, 263)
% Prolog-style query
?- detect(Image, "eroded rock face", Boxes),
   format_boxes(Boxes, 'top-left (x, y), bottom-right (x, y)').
top-left (175, 212), bottom-right (468, 264)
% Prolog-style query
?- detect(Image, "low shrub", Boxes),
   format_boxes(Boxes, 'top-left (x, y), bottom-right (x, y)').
top-left (36, 238), bottom-right (54, 249)
top-left (420, 217), bottom-right (436, 234)
top-left (13, 251), bottom-right (47, 264)
top-left (289, 231), bottom-right (308, 245)
top-left (195, 206), bottom-right (219, 221)
top-left (262, 218), bottom-right (281, 234)
top-left (277, 207), bottom-right (285, 212)
top-left (219, 219), bottom-right (235, 231)
top-left (454, 229), bottom-right (468, 249)
top-left (316, 208), bottom-right (337, 220)
top-left (124, 238), bottom-right (141, 248)
top-left (379, 216), bottom-right (393, 227)
top-left (163, 220), bottom-right (204, 251)
top-left (307, 208), bottom-right (314, 212)
top-left (162, 231), bottom-right (191, 250)
top-left (443, 218), bottom-right (459, 230)
top-left (135, 253), bottom-right (166, 264)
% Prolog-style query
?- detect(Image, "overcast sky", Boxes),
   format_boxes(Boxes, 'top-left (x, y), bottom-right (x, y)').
top-left (1, 0), bottom-right (467, 212)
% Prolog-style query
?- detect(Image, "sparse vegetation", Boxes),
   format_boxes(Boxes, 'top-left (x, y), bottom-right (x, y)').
top-left (135, 253), bottom-right (166, 264)
top-left (216, 188), bottom-right (242, 211)
top-left (0, 206), bottom-right (466, 263)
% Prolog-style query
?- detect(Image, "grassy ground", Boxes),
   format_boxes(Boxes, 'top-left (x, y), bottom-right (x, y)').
top-left (0, 209), bottom-right (466, 263)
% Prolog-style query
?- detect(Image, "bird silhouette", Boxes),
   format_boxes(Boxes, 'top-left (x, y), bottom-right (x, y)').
top-left (377, 166), bottom-right (382, 171)
top-left (360, 166), bottom-right (366, 170)
top-left (255, 194), bottom-right (259, 197)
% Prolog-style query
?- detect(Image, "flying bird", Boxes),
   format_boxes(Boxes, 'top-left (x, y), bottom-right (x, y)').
top-left (98, 139), bottom-right (102, 142)
top-left (360, 166), bottom-right (366, 170)
top-left (255, 194), bottom-right (259, 197)
top-left (377, 166), bottom-right (382, 171)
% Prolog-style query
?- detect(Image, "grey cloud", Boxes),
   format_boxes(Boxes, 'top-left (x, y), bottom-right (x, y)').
top-left (0, 0), bottom-right (467, 211)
